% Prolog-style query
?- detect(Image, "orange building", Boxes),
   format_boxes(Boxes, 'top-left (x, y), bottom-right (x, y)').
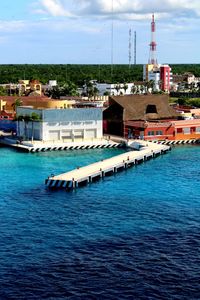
top-left (126, 119), bottom-right (200, 141)
top-left (103, 94), bottom-right (200, 141)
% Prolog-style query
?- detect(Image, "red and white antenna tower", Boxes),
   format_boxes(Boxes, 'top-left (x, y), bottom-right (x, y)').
top-left (149, 14), bottom-right (157, 65)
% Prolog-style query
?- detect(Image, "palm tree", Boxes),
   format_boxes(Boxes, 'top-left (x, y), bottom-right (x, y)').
top-left (146, 80), bottom-right (155, 93)
top-left (12, 98), bottom-right (23, 112)
top-left (140, 85), bottom-right (145, 94)
top-left (131, 85), bottom-right (137, 94)
top-left (115, 84), bottom-right (121, 95)
top-left (14, 115), bottom-right (24, 137)
top-left (123, 83), bottom-right (128, 95)
top-left (30, 112), bottom-right (41, 141)
top-left (23, 115), bottom-right (32, 140)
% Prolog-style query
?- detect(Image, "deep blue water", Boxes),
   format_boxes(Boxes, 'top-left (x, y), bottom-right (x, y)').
top-left (0, 145), bottom-right (200, 299)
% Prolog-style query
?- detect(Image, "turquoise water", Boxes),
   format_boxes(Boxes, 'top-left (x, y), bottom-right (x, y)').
top-left (0, 145), bottom-right (200, 299)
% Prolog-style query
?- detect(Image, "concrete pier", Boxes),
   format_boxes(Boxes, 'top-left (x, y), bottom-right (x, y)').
top-left (0, 137), bottom-right (122, 152)
top-left (45, 140), bottom-right (171, 190)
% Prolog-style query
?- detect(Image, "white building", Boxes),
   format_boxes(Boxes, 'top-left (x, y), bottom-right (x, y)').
top-left (93, 82), bottom-right (135, 96)
top-left (143, 64), bottom-right (173, 92)
top-left (16, 107), bottom-right (102, 141)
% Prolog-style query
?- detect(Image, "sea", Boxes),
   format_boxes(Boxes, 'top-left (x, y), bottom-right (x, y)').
top-left (0, 144), bottom-right (200, 299)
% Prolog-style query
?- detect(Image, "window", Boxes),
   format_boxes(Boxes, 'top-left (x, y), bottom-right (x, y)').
top-left (73, 122), bottom-right (81, 125)
top-left (60, 121), bottom-right (70, 126)
top-left (156, 130), bottom-right (163, 135)
top-left (146, 105), bottom-right (158, 114)
top-left (148, 131), bottom-right (155, 136)
top-left (183, 127), bottom-right (190, 134)
top-left (48, 122), bottom-right (57, 126)
top-left (85, 121), bottom-right (93, 125)
top-left (177, 128), bottom-right (182, 133)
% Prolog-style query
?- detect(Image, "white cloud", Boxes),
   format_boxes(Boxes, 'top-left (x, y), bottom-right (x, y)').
top-left (34, 0), bottom-right (200, 20)
top-left (39, 0), bottom-right (73, 17)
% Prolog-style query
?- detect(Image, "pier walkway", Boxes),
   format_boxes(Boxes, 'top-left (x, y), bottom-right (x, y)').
top-left (0, 137), bottom-right (121, 152)
top-left (45, 140), bottom-right (170, 190)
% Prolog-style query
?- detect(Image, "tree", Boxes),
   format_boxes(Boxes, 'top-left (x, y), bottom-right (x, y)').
top-left (12, 98), bottom-right (23, 112)
top-left (23, 115), bottom-right (32, 140)
top-left (140, 85), bottom-right (145, 94)
top-left (30, 112), bottom-right (41, 141)
top-left (46, 81), bottom-right (78, 99)
top-left (82, 81), bottom-right (99, 99)
top-left (131, 85), bottom-right (137, 94)
top-left (115, 84), bottom-right (121, 95)
top-left (0, 86), bottom-right (7, 96)
top-left (14, 115), bottom-right (24, 137)
top-left (145, 80), bottom-right (155, 93)
top-left (123, 83), bottom-right (128, 94)
top-left (177, 97), bottom-right (187, 105)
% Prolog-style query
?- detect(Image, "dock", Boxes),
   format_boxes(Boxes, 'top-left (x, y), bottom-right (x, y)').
top-left (45, 140), bottom-right (171, 190)
top-left (0, 137), bottom-right (122, 152)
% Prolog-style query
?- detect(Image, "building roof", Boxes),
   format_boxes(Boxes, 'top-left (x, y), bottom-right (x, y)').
top-left (0, 96), bottom-right (50, 102)
top-left (108, 94), bottom-right (179, 121)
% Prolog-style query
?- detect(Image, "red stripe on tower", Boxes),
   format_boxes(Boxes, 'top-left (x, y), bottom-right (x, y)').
top-left (149, 14), bottom-right (157, 65)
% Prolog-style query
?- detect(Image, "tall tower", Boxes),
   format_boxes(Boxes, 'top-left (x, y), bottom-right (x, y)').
top-left (134, 31), bottom-right (136, 65)
top-left (149, 14), bottom-right (157, 65)
top-left (129, 28), bottom-right (132, 68)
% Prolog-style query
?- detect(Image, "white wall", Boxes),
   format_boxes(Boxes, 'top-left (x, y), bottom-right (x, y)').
top-left (148, 72), bottom-right (160, 91)
top-left (17, 107), bottom-right (103, 141)
top-left (95, 82), bottom-right (135, 96)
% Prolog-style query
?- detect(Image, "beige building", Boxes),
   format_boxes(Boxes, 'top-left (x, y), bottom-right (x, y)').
top-left (18, 79), bottom-right (42, 96)
top-left (0, 96), bottom-right (76, 113)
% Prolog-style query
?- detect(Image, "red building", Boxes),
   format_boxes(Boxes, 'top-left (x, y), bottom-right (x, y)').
top-left (126, 119), bottom-right (200, 141)
top-left (0, 110), bottom-right (14, 120)
top-left (160, 65), bottom-right (171, 92)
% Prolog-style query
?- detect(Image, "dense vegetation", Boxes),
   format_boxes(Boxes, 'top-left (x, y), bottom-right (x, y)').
top-left (173, 97), bottom-right (200, 108)
top-left (0, 64), bottom-right (143, 86)
top-left (0, 64), bottom-right (200, 87)
top-left (171, 65), bottom-right (200, 77)
top-left (1, 64), bottom-right (200, 96)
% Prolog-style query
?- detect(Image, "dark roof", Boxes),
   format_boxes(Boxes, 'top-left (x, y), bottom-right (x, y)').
top-left (108, 94), bottom-right (179, 121)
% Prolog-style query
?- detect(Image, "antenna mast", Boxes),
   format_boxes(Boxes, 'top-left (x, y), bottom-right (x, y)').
top-left (149, 14), bottom-right (157, 65)
top-left (129, 28), bottom-right (132, 68)
top-left (111, 0), bottom-right (114, 81)
top-left (134, 31), bottom-right (136, 65)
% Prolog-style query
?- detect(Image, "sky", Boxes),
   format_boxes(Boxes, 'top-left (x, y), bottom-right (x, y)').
top-left (0, 0), bottom-right (199, 64)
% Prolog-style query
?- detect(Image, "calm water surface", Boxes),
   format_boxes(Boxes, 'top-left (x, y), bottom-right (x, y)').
top-left (0, 145), bottom-right (200, 299)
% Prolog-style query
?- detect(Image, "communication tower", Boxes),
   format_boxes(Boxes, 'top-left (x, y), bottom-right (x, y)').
top-left (149, 14), bottom-right (157, 65)
top-left (129, 28), bottom-right (132, 68)
top-left (134, 31), bottom-right (136, 65)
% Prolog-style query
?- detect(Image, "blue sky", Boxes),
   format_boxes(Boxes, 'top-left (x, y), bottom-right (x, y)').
top-left (0, 0), bottom-right (199, 64)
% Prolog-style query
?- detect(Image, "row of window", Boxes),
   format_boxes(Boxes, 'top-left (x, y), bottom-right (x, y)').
top-left (148, 130), bottom-right (163, 136)
top-left (147, 127), bottom-right (200, 136)
top-left (47, 121), bottom-right (95, 126)
top-left (177, 127), bottom-right (200, 134)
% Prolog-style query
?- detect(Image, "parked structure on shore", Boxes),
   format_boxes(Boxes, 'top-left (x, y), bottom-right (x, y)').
top-left (45, 140), bottom-right (171, 190)
top-left (16, 106), bottom-right (103, 142)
